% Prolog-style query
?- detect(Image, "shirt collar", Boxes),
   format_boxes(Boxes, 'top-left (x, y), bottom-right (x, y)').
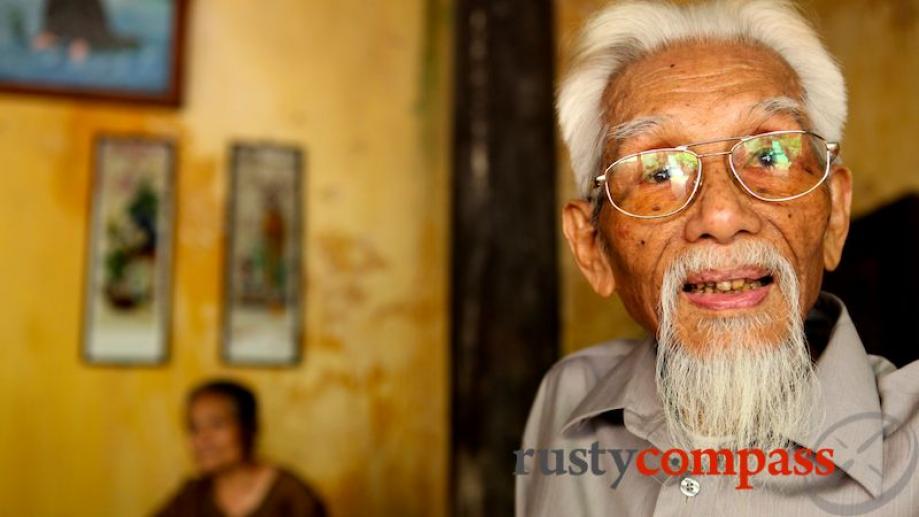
top-left (561, 292), bottom-right (884, 497)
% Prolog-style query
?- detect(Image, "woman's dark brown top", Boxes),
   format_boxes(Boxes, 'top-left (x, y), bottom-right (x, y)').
top-left (154, 468), bottom-right (326, 517)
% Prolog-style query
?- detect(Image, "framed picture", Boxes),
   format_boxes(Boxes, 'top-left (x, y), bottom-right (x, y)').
top-left (0, 0), bottom-right (189, 105)
top-left (223, 143), bottom-right (304, 366)
top-left (82, 136), bottom-right (175, 365)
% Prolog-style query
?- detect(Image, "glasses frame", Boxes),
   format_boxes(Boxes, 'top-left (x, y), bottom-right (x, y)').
top-left (593, 129), bottom-right (840, 219)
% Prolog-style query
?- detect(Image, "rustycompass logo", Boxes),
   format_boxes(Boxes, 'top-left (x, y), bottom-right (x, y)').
top-left (514, 413), bottom-right (919, 514)
top-left (513, 442), bottom-right (836, 490)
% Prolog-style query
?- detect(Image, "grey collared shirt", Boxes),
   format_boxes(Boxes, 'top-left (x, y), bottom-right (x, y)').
top-left (516, 294), bottom-right (919, 516)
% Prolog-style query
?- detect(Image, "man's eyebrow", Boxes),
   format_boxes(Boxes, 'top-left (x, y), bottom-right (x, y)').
top-left (606, 115), bottom-right (668, 144)
top-left (749, 96), bottom-right (809, 128)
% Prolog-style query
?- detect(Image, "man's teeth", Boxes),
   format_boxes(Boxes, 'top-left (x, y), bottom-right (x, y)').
top-left (686, 278), bottom-right (765, 294)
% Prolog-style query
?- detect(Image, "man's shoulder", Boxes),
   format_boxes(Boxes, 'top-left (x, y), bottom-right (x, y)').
top-left (523, 339), bottom-right (644, 443)
top-left (543, 339), bottom-right (641, 389)
top-left (876, 357), bottom-right (919, 428)
top-left (875, 356), bottom-right (919, 384)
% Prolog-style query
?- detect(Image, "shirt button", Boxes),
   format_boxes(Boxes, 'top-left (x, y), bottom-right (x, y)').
top-left (680, 476), bottom-right (701, 497)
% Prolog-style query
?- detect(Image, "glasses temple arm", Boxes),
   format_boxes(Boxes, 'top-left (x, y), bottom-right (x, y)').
top-left (827, 142), bottom-right (840, 162)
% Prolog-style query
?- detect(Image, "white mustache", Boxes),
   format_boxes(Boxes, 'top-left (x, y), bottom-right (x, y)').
top-left (659, 240), bottom-right (800, 328)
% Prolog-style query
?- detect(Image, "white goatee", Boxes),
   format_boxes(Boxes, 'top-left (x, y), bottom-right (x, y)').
top-left (655, 240), bottom-right (821, 452)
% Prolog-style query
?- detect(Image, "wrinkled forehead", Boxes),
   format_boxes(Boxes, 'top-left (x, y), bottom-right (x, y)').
top-left (601, 40), bottom-right (806, 141)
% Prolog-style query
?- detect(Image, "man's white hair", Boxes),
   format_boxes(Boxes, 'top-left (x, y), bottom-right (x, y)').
top-left (558, 0), bottom-right (847, 198)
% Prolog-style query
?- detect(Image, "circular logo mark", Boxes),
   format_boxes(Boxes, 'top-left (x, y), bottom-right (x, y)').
top-left (807, 411), bottom-right (918, 515)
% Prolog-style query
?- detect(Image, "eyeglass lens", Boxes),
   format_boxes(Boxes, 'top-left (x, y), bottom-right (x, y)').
top-left (605, 132), bottom-right (829, 217)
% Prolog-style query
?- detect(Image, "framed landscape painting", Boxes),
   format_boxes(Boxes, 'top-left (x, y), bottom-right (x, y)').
top-left (83, 136), bottom-right (175, 365)
top-left (223, 143), bottom-right (304, 366)
top-left (0, 0), bottom-right (189, 105)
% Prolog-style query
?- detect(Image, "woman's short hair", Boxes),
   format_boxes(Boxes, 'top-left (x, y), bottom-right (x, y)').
top-left (187, 379), bottom-right (259, 459)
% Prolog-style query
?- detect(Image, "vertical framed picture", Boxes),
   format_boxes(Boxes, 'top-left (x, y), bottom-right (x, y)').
top-left (223, 143), bottom-right (304, 366)
top-left (0, 0), bottom-right (189, 105)
top-left (83, 136), bottom-right (175, 365)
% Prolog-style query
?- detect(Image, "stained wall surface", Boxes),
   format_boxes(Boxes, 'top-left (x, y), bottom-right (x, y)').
top-left (0, 1), bottom-right (452, 516)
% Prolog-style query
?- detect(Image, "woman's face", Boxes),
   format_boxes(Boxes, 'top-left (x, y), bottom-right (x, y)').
top-left (187, 394), bottom-right (247, 474)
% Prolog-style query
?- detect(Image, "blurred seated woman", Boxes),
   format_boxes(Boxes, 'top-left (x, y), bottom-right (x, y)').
top-left (155, 379), bottom-right (326, 517)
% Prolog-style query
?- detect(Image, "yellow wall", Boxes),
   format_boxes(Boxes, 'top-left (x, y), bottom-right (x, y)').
top-left (0, 1), bottom-right (452, 516)
top-left (556, 0), bottom-right (919, 354)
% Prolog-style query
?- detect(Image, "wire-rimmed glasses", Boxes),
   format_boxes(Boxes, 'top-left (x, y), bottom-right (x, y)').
top-left (593, 130), bottom-right (840, 219)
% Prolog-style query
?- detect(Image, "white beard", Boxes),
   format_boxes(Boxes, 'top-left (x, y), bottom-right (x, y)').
top-left (655, 240), bottom-right (820, 451)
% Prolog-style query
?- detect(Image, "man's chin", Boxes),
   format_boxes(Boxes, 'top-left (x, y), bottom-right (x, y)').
top-left (670, 290), bottom-right (793, 355)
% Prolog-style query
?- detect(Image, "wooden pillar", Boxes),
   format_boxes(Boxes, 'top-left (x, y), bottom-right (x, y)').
top-left (450, 0), bottom-right (559, 515)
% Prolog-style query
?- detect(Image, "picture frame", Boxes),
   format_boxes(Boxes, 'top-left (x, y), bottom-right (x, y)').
top-left (82, 135), bottom-right (176, 365)
top-left (0, 0), bottom-right (189, 106)
top-left (222, 142), bottom-right (304, 366)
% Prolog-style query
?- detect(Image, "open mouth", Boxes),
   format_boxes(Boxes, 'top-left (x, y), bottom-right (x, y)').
top-left (682, 274), bottom-right (774, 294)
top-left (679, 268), bottom-right (775, 310)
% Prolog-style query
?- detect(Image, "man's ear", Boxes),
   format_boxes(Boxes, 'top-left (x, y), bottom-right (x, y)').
top-left (562, 200), bottom-right (616, 297)
top-left (823, 165), bottom-right (852, 271)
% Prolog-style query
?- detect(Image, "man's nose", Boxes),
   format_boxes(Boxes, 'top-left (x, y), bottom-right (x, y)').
top-left (683, 156), bottom-right (762, 244)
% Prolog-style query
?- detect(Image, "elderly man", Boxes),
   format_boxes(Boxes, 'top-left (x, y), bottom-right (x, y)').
top-left (516, 1), bottom-right (919, 516)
